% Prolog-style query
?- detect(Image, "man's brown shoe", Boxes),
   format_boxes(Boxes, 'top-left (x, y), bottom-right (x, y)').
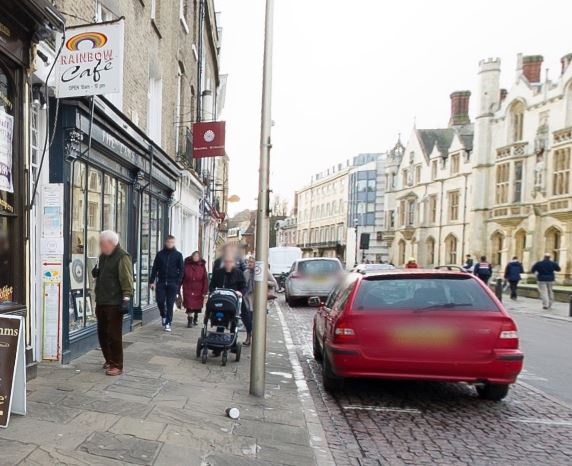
top-left (105, 367), bottom-right (123, 376)
top-left (103, 362), bottom-right (111, 370)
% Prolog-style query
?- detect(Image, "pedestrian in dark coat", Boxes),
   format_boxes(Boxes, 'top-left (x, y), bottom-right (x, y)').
top-left (181, 251), bottom-right (209, 328)
top-left (504, 256), bottom-right (524, 300)
top-left (473, 256), bottom-right (493, 284)
top-left (149, 235), bottom-right (184, 332)
top-left (531, 254), bottom-right (561, 309)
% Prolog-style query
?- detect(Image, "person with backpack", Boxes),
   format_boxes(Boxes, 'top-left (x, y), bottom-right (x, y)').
top-left (504, 256), bottom-right (524, 300)
top-left (531, 253), bottom-right (561, 310)
top-left (473, 256), bottom-right (493, 284)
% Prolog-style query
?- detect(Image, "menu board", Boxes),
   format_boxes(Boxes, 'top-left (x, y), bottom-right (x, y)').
top-left (0, 315), bottom-right (26, 428)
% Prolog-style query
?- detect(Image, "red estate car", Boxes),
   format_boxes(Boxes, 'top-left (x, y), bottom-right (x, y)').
top-left (312, 269), bottom-right (524, 400)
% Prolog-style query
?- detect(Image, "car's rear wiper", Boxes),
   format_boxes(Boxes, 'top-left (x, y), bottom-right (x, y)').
top-left (414, 303), bottom-right (473, 312)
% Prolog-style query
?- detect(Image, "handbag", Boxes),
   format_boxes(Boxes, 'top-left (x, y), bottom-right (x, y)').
top-left (176, 295), bottom-right (183, 310)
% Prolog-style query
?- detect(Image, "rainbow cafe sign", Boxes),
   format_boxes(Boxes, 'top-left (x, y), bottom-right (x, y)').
top-left (55, 20), bottom-right (124, 99)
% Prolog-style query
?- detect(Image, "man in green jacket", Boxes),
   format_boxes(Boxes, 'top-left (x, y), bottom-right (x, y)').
top-left (93, 230), bottom-right (134, 376)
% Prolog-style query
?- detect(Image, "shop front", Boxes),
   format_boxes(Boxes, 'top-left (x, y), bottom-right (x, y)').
top-left (50, 97), bottom-right (178, 362)
top-left (0, 0), bottom-right (64, 375)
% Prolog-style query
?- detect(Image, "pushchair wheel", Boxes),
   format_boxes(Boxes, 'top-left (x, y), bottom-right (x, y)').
top-left (196, 338), bottom-right (203, 358)
top-left (235, 342), bottom-right (242, 362)
top-left (221, 351), bottom-right (228, 366)
top-left (201, 347), bottom-right (208, 364)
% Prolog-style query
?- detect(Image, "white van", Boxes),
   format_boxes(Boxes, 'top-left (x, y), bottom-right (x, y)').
top-left (268, 247), bottom-right (303, 277)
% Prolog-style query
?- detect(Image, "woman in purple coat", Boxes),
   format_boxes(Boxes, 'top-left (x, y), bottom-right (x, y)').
top-left (181, 251), bottom-right (209, 327)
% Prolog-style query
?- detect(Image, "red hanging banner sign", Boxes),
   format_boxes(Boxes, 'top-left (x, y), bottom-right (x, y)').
top-left (192, 121), bottom-right (226, 158)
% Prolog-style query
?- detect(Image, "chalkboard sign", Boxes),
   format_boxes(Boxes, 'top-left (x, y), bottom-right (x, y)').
top-left (0, 315), bottom-right (26, 428)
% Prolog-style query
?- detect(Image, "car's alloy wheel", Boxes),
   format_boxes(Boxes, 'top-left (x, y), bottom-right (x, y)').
top-left (476, 383), bottom-right (510, 401)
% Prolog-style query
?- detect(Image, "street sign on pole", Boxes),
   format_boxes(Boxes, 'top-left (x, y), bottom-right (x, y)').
top-left (250, 0), bottom-right (275, 397)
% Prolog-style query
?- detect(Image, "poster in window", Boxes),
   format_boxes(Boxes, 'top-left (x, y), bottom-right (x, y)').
top-left (0, 109), bottom-right (14, 193)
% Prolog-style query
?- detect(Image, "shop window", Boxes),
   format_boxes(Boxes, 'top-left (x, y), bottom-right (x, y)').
top-left (117, 181), bottom-right (128, 246)
top-left (0, 62), bottom-right (22, 308)
top-left (140, 194), bottom-right (150, 306)
top-left (69, 162), bottom-right (132, 334)
top-left (0, 217), bottom-right (14, 304)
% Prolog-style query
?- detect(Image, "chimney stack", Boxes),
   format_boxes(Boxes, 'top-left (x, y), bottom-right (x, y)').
top-left (522, 55), bottom-right (543, 83)
top-left (449, 91), bottom-right (471, 126)
top-left (561, 53), bottom-right (572, 75)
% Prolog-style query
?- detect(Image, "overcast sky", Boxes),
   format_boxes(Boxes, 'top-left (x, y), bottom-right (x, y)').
top-left (215, 0), bottom-right (571, 215)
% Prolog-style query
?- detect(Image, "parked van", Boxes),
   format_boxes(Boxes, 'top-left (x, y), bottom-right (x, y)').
top-left (269, 247), bottom-right (303, 277)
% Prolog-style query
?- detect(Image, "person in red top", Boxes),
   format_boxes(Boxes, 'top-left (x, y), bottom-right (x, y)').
top-left (181, 251), bottom-right (209, 327)
top-left (405, 257), bottom-right (419, 268)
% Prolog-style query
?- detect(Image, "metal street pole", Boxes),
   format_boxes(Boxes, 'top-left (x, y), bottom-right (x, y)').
top-left (250, 0), bottom-right (275, 397)
top-left (354, 218), bottom-right (359, 267)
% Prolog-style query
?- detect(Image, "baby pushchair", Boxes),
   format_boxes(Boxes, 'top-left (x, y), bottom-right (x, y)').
top-left (196, 288), bottom-right (242, 366)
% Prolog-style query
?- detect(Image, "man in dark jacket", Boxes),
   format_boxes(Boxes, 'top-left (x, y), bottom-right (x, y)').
top-left (93, 230), bottom-right (134, 376)
top-left (504, 256), bottom-right (524, 300)
top-left (473, 256), bottom-right (493, 284)
top-left (149, 235), bottom-right (184, 332)
top-left (531, 254), bottom-right (561, 309)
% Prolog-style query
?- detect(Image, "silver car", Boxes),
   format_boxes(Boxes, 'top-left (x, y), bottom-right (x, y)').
top-left (284, 258), bottom-right (343, 306)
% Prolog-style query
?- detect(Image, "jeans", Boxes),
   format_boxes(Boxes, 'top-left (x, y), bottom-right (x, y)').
top-left (96, 305), bottom-right (124, 370)
top-left (537, 281), bottom-right (554, 309)
top-left (508, 280), bottom-right (519, 299)
top-left (156, 282), bottom-right (179, 325)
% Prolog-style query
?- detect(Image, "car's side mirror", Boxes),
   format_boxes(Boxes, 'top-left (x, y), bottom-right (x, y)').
top-left (308, 296), bottom-right (322, 307)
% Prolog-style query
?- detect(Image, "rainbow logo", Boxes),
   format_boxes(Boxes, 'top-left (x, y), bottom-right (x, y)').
top-left (66, 31), bottom-right (108, 51)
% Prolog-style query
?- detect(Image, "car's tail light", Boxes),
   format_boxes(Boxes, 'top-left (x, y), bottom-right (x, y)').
top-left (291, 272), bottom-right (303, 279)
top-left (497, 322), bottom-right (519, 349)
top-left (333, 318), bottom-right (357, 343)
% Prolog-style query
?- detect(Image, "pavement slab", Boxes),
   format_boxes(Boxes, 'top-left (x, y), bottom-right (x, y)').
top-left (78, 431), bottom-right (161, 465)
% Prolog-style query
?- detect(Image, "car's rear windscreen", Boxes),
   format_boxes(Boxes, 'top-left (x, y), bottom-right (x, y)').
top-left (353, 276), bottom-right (500, 312)
top-left (298, 260), bottom-right (341, 275)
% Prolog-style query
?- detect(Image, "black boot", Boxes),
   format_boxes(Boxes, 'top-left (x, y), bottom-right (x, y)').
top-left (193, 313), bottom-right (198, 326)
top-left (187, 315), bottom-right (193, 328)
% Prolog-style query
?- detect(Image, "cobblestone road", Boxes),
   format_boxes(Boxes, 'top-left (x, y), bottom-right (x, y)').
top-left (278, 299), bottom-right (572, 466)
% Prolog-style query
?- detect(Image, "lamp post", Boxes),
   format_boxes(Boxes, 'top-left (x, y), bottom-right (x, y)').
top-left (250, 0), bottom-right (275, 397)
top-left (354, 217), bottom-right (359, 267)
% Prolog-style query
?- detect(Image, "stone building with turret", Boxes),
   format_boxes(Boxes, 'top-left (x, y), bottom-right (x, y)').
top-left (383, 93), bottom-right (475, 268)
top-left (471, 54), bottom-right (572, 283)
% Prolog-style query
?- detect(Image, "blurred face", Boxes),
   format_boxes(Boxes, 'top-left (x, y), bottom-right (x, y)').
top-left (223, 257), bottom-right (235, 272)
top-left (192, 252), bottom-right (200, 262)
top-left (248, 258), bottom-right (256, 269)
top-left (165, 238), bottom-right (176, 249)
top-left (100, 239), bottom-right (116, 256)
